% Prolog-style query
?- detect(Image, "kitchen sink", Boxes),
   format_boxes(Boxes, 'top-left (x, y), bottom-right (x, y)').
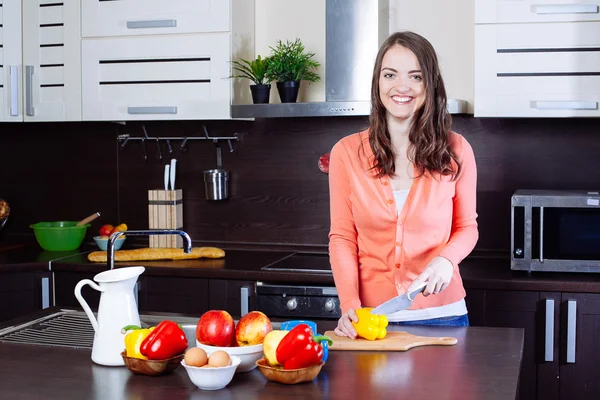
top-left (0, 309), bottom-right (199, 350)
top-left (0, 309), bottom-right (283, 349)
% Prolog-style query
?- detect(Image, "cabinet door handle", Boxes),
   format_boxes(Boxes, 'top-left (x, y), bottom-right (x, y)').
top-left (9, 66), bottom-right (19, 117)
top-left (41, 276), bottom-right (50, 309)
top-left (544, 299), bottom-right (554, 362)
top-left (240, 286), bottom-right (250, 317)
top-left (25, 65), bottom-right (35, 116)
top-left (566, 300), bottom-right (577, 363)
top-left (530, 101), bottom-right (598, 110)
top-left (127, 19), bottom-right (177, 29)
top-left (531, 4), bottom-right (599, 14)
top-left (127, 106), bottom-right (178, 115)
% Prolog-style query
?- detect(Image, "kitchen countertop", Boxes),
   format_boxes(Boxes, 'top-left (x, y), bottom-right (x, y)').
top-left (3, 240), bottom-right (600, 293)
top-left (0, 313), bottom-right (523, 400)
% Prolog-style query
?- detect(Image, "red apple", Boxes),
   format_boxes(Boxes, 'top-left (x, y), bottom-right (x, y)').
top-left (196, 310), bottom-right (235, 347)
top-left (99, 224), bottom-right (113, 237)
top-left (235, 311), bottom-right (273, 346)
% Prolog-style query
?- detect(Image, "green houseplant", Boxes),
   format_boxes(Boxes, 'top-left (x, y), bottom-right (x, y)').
top-left (231, 55), bottom-right (272, 104)
top-left (266, 38), bottom-right (321, 103)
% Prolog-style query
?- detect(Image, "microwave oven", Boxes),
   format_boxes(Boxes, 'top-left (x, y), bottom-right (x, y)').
top-left (511, 189), bottom-right (600, 273)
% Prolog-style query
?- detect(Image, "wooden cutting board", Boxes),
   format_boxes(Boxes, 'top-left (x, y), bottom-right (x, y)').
top-left (323, 331), bottom-right (458, 351)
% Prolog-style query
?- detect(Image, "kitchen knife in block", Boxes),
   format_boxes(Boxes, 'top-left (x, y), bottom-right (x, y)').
top-left (323, 331), bottom-right (457, 351)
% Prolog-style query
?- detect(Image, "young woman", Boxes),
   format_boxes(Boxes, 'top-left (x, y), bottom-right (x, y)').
top-left (329, 31), bottom-right (478, 338)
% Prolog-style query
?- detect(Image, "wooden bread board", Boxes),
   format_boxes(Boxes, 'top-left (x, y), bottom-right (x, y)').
top-left (323, 331), bottom-right (458, 351)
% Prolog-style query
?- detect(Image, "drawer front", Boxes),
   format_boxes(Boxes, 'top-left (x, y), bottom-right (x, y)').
top-left (22, 0), bottom-right (81, 121)
top-left (475, 23), bottom-right (600, 117)
top-left (82, 0), bottom-right (230, 37)
top-left (82, 33), bottom-right (231, 121)
top-left (477, 0), bottom-right (600, 23)
top-left (0, 0), bottom-right (23, 122)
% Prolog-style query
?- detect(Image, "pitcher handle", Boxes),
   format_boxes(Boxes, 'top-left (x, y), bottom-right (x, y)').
top-left (74, 279), bottom-right (103, 333)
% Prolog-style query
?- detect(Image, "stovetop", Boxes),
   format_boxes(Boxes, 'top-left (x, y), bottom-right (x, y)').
top-left (261, 253), bottom-right (331, 274)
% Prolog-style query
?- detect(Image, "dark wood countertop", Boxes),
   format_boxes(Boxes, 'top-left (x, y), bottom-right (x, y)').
top-left (0, 320), bottom-right (523, 400)
top-left (3, 241), bottom-right (600, 293)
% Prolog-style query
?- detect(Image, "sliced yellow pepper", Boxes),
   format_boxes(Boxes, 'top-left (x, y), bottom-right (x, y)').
top-left (352, 308), bottom-right (388, 341)
top-left (123, 326), bottom-right (155, 360)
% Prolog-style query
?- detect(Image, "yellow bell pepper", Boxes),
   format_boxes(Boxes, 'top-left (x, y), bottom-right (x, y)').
top-left (352, 308), bottom-right (388, 341)
top-left (123, 325), bottom-right (155, 360)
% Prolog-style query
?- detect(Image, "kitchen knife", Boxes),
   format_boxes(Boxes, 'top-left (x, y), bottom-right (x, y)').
top-left (370, 282), bottom-right (427, 315)
top-left (169, 158), bottom-right (177, 191)
top-left (163, 164), bottom-right (170, 191)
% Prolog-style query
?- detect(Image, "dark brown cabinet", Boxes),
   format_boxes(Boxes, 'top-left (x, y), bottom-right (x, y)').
top-left (466, 288), bottom-right (600, 400)
top-left (209, 279), bottom-right (255, 318)
top-left (138, 276), bottom-right (209, 315)
top-left (0, 271), bottom-right (52, 322)
top-left (54, 271), bottom-right (98, 309)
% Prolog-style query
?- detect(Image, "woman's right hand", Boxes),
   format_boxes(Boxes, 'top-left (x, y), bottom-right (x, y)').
top-left (334, 309), bottom-right (358, 339)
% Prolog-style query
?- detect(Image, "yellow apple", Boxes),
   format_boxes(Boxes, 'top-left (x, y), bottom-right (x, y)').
top-left (263, 330), bottom-right (289, 366)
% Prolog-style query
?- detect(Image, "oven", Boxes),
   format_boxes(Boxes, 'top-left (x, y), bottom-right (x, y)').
top-left (256, 253), bottom-right (341, 320)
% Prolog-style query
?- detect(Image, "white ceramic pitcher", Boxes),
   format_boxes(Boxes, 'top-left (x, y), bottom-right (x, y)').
top-left (75, 266), bottom-right (145, 366)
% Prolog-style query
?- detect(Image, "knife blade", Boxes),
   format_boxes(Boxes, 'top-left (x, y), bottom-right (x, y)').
top-left (370, 282), bottom-right (427, 315)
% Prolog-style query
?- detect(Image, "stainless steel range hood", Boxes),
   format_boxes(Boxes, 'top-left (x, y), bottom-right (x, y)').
top-left (231, 0), bottom-right (467, 118)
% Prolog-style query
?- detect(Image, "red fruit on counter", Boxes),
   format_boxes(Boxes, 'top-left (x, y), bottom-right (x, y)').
top-left (318, 153), bottom-right (330, 174)
top-left (99, 224), bottom-right (113, 237)
top-left (196, 310), bottom-right (236, 347)
top-left (235, 311), bottom-right (272, 346)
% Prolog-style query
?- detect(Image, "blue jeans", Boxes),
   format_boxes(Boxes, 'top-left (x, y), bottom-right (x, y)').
top-left (388, 314), bottom-right (469, 327)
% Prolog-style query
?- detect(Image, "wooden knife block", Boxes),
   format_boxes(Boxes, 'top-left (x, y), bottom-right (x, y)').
top-left (148, 189), bottom-right (183, 248)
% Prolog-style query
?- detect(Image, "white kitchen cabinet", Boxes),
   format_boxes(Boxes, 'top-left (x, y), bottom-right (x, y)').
top-left (0, 0), bottom-right (81, 122)
top-left (82, 34), bottom-right (231, 121)
top-left (477, 0), bottom-right (600, 24)
top-left (82, 0), bottom-right (230, 38)
top-left (81, 0), bottom-right (254, 121)
top-left (475, 3), bottom-right (600, 117)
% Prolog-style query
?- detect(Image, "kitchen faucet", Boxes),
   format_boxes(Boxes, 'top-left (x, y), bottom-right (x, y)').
top-left (107, 229), bottom-right (192, 270)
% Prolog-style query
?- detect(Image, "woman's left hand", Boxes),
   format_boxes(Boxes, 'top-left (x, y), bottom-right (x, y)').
top-left (407, 256), bottom-right (453, 296)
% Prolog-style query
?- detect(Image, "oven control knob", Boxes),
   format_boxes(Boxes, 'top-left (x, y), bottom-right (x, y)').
top-left (324, 299), bottom-right (336, 312)
top-left (286, 298), bottom-right (298, 311)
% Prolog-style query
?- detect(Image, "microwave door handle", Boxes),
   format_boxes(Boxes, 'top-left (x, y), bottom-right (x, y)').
top-left (539, 206), bottom-right (544, 262)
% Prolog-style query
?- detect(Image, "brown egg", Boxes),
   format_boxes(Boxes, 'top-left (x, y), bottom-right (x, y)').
top-left (200, 365), bottom-right (215, 368)
top-left (208, 350), bottom-right (231, 368)
top-left (184, 347), bottom-right (208, 367)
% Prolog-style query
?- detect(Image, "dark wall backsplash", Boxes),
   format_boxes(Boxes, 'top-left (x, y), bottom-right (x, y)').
top-left (1, 116), bottom-right (600, 254)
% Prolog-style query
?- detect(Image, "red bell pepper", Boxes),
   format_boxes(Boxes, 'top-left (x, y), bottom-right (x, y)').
top-left (275, 323), bottom-right (332, 370)
top-left (140, 320), bottom-right (188, 360)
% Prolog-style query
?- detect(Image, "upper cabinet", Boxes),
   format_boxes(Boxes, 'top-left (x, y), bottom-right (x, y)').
top-left (0, 0), bottom-right (81, 122)
top-left (80, 0), bottom-right (254, 121)
top-left (475, 0), bottom-right (600, 117)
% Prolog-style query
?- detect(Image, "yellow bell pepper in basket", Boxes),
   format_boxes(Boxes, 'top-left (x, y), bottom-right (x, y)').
top-left (122, 325), bottom-right (155, 360)
top-left (352, 308), bottom-right (388, 341)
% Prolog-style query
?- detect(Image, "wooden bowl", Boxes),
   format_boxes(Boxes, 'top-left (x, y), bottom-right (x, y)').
top-left (255, 358), bottom-right (325, 384)
top-left (121, 351), bottom-right (184, 376)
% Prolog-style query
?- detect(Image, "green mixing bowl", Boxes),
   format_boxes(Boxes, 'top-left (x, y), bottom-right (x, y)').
top-left (30, 221), bottom-right (90, 251)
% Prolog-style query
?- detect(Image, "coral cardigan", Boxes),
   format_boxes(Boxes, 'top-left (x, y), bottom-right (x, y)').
top-left (328, 129), bottom-right (478, 314)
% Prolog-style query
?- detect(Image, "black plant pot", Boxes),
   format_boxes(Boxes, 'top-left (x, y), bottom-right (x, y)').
top-left (250, 84), bottom-right (271, 104)
top-left (276, 81), bottom-right (301, 103)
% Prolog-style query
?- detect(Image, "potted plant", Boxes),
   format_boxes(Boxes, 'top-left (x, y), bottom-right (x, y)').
top-left (231, 55), bottom-right (272, 104)
top-left (266, 38), bottom-right (321, 103)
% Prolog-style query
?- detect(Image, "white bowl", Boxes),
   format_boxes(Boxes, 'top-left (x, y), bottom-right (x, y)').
top-left (181, 356), bottom-right (241, 391)
top-left (196, 341), bottom-right (263, 372)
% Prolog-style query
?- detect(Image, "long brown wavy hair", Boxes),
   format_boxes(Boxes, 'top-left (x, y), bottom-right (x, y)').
top-left (367, 31), bottom-right (460, 180)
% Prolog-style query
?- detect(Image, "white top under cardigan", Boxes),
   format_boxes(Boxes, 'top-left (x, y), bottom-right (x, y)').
top-left (386, 190), bottom-right (467, 322)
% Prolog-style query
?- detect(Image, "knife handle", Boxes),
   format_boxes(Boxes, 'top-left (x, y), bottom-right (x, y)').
top-left (406, 282), bottom-right (427, 301)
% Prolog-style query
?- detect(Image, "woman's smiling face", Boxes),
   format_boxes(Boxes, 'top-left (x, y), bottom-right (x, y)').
top-left (378, 44), bottom-right (426, 122)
